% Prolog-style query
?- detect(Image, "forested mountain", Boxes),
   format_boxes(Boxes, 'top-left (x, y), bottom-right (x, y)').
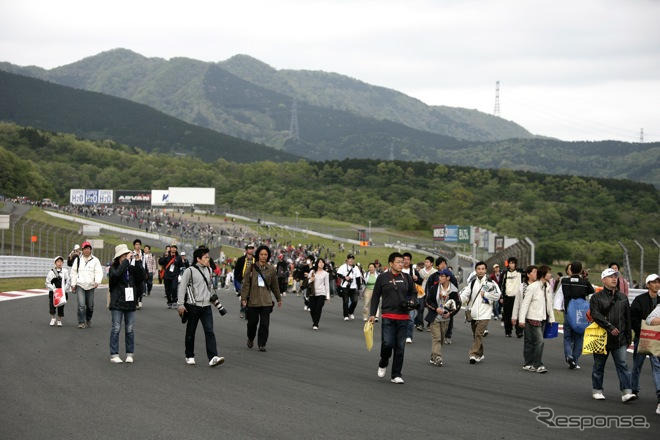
top-left (1, 123), bottom-right (658, 265)
top-left (0, 70), bottom-right (298, 162)
top-left (2, 49), bottom-right (658, 186)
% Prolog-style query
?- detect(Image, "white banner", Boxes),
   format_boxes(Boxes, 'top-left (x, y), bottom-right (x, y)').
top-left (151, 190), bottom-right (169, 206)
top-left (70, 189), bottom-right (85, 205)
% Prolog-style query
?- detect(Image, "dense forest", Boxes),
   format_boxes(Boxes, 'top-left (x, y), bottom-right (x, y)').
top-left (1, 123), bottom-right (658, 265)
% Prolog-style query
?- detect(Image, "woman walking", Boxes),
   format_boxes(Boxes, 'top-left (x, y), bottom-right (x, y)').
top-left (362, 263), bottom-right (380, 321)
top-left (108, 244), bottom-right (145, 363)
top-left (45, 256), bottom-right (69, 327)
top-left (240, 245), bottom-right (282, 351)
top-left (518, 265), bottom-right (555, 373)
top-left (307, 258), bottom-right (330, 330)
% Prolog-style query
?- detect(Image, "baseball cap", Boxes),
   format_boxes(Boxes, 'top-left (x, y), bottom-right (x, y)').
top-left (645, 273), bottom-right (659, 285)
top-left (81, 241), bottom-right (92, 249)
top-left (73, 244), bottom-right (81, 251)
top-left (438, 269), bottom-right (452, 277)
top-left (54, 256), bottom-right (64, 263)
top-left (245, 243), bottom-right (255, 250)
top-left (601, 268), bottom-right (619, 279)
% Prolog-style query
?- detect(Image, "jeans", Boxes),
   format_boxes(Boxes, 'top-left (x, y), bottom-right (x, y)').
top-left (185, 305), bottom-right (218, 361)
top-left (164, 278), bottom-right (178, 305)
top-left (446, 314), bottom-right (454, 338)
top-left (492, 300), bottom-right (501, 318)
top-left (145, 272), bottom-right (153, 294)
top-left (414, 299), bottom-right (425, 327)
top-left (379, 318), bottom-right (408, 379)
top-left (631, 340), bottom-right (660, 402)
top-left (110, 309), bottom-right (135, 355)
top-left (563, 324), bottom-right (585, 364)
top-left (592, 344), bottom-right (633, 394)
top-left (502, 296), bottom-right (522, 336)
top-left (247, 306), bottom-right (273, 347)
top-left (406, 309), bottom-right (417, 339)
top-left (308, 295), bottom-right (326, 327)
top-left (342, 288), bottom-right (358, 317)
top-left (523, 322), bottom-right (545, 367)
top-left (76, 286), bottom-right (95, 324)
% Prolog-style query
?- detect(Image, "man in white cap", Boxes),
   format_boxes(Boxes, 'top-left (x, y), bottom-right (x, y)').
top-left (589, 267), bottom-right (636, 402)
top-left (630, 273), bottom-right (659, 403)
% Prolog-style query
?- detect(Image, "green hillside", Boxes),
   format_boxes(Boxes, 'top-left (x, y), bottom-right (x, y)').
top-left (1, 123), bottom-right (658, 266)
top-left (0, 70), bottom-right (298, 162)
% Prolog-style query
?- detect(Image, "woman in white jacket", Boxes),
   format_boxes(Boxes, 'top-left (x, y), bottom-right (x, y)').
top-left (518, 265), bottom-right (555, 373)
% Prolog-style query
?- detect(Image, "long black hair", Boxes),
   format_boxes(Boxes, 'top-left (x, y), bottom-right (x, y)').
top-left (255, 245), bottom-right (271, 262)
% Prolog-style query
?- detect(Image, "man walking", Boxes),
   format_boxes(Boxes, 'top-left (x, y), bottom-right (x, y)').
top-left (590, 268), bottom-right (637, 402)
top-left (143, 245), bottom-right (157, 296)
top-left (499, 257), bottom-right (524, 338)
top-left (369, 252), bottom-right (416, 384)
top-left (233, 243), bottom-right (255, 319)
top-left (159, 244), bottom-right (183, 309)
top-left (337, 254), bottom-right (363, 321)
top-left (630, 273), bottom-right (659, 401)
top-left (70, 241), bottom-right (103, 329)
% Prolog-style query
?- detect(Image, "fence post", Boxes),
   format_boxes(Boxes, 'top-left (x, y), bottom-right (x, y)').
top-left (633, 240), bottom-right (644, 285)
top-left (652, 239), bottom-right (660, 275)
top-left (618, 241), bottom-right (633, 289)
top-left (21, 220), bottom-right (29, 256)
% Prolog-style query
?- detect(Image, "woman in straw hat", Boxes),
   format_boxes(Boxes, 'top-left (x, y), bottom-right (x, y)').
top-left (108, 243), bottom-right (145, 364)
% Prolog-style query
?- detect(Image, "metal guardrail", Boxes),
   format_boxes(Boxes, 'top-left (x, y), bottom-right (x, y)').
top-left (0, 255), bottom-right (54, 279)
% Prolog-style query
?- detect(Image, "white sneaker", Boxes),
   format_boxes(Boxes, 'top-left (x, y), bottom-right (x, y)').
top-left (125, 354), bottom-right (134, 363)
top-left (377, 367), bottom-right (386, 378)
top-left (592, 392), bottom-right (606, 400)
top-left (312, 326), bottom-right (319, 330)
top-left (349, 314), bottom-right (355, 320)
top-left (209, 356), bottom-right (225, 367)
top-left (391, 377), bottom-right (405, 384)
top-left (137, 301), bottom-right (142, 309)
top-left (56, 320), bottom-right (62, 327)
top-left (405, 337), bottom-right (412, 344)
top-left (469, 356), bottom-right (477, 364)
top-left (110, 355), bottom-right (123, 364)
top-left (475, 355), bottom-right (485, 363)
top-left (303, 306), bottom-right (309, 311)
top-left (185, 357), bottom-right (196, 365)
top-left (344, 317), bottom-right (350, 321)
top-left (49, 318), bottom-right (56, 326)
top-left (656, 403), bottom-right (660, 415)
top-left (621, 393), bottom-right (638, 403)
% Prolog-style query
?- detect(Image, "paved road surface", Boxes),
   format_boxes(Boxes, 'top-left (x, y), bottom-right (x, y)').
top-left (0, 285), bottom-right (656, 439)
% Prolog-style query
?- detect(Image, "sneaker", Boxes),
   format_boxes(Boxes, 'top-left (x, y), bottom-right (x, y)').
top-left (405, 337), bottom-right (412, 344)
top-left (656, 403), bottom-right (660, 415)
top-left (536, 365), bottom-right (548, 374)
top-left (416, 324), bottom-right (424, 332)
top-left (493, 315), bottom-right (498, 320)
top-left (137, 301), bottom-right (142, 309)
top-left (568, 359), bottom-right (577, 369)
top-left (592, 392), bottom-right (606, 400)
top-left (349, 314), bottom-right (355, 320)
top-left (185, 357), bottom-right (196, 365)
top-left (49, 318), bottom-right (56, 326)
top-left (505, 334), bottom-right (512, 338)
top-left (444, 338), bottom-right (452, 345)
top-left (110, 355), bottom-right (123, 364)
top-left (312, 326), bottom-right (319, 330)
top-left (85, 321), bottom-right (92, 328)
top-left (239, 313), bottom-right (245, 319)
top-left (575, 364), bottom-right (581, 369)
top-left (500, 322), bottom-right (505, 327)
top-left (363, 318), bottom-right (368, 322)
top-left (621, 393), bottom-right (638, 403)
top-left (56, 320), bottom-right (62, 327)
top-left (522, 365), bottom-right (537, 372)
top-left (469, 356), bottom-right (477, 364)
top-left (391, 377), bottom-right (405, 384)
top-left (344, 317), bottom-right (350, 321)
top-left (377, 367), bottom-right (386, 378)
top-left (375, 318), bottom-right (379, 322)
top-left (475, 355), bottom-right (485, 363)
top-left (258, 346), bottom-right (267, 352)
top-left (303, 306), bottom-right (309, 311)
top-left (247, 339), bottom-right (254, 349)
top-left (78, 323), bottom-right (87, 329)
top-left (125, 354), bottom-right (134, 363)
top-left (430, 359), bottom-right (443, 367)
top-left (209, 356), bottom-right (225, 367)
top-left (483, 330), bottom-right (489, 337)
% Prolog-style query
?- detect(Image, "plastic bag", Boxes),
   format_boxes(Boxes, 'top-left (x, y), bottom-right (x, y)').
top-left (637, 322), bottom-right (660, 356)
top-left (543, 322), bottom-right (558, 339)
top-left (53, 288), bottom-right (67, 308)
top-left (582, 322), bottom-right (607, 355)
top-left (363, 321), bottom-right (374, 352)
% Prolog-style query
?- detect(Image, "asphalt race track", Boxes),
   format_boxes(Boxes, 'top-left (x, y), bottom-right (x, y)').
top-left (1, 284), bottom-right (656, 439)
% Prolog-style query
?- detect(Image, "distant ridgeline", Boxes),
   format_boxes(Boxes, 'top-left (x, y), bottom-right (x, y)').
top-left (0, 122), bottom-right (658, 266)
top-left (1, 49), bottom-right (658, 186)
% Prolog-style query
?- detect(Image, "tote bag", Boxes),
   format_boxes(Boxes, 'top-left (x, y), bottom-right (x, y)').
top-left (582, 322), bottom-right (608, 355)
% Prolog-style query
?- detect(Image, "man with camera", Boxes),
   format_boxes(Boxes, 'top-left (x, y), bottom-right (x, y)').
top-left (177, 247), bottom-right (224, 367)
top-left (369, 252), bottom-right (416, 384)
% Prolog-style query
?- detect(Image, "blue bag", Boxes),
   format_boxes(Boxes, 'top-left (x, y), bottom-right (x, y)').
top-left (543, 322), bottom-right (559, 339)
top-left (565, 298), bottom-right (590, 334)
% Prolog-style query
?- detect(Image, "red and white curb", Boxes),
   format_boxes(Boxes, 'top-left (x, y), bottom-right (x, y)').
top-left (0, 288), bottom-right (49, 302)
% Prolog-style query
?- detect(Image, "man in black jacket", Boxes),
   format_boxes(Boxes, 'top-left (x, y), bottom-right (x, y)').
top-left (158, 244), bottom-right (183, 309)
top-left (590, 268), bottom-right (637, 402)
top-left (369, 252), bottom-right (416, 384)
top-left (555, 261), bottom-right (594, 369)
top-left (630, 273), bottom-right (659, 398)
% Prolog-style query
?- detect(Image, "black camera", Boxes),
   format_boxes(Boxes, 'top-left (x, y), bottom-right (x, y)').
top-left (209, 294), bottom-right (227, 316)
top-left (400, 299), bottom-right (418, 311)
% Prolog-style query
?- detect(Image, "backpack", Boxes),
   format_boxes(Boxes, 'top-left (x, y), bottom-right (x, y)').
top-left (565, 297), bottom-right (590, 334)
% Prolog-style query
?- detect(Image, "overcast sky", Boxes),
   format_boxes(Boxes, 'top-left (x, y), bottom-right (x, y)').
top-left (1, 0), bottom-right (659, 142)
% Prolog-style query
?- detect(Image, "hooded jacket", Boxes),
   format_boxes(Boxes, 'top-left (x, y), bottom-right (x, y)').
top-left (424, 277), bottom-right (461, 323)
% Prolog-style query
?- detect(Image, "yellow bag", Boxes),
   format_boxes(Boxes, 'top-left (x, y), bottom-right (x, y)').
top-left (582, 322), bottom-right (607, 355)
top-left (363, 321), bottom-right (374, 352)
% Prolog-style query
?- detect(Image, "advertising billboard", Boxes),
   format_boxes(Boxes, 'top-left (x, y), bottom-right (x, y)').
top-left (70, 189), bottom-right (85, 205)
top-left (444, 225), bottom-right (458, 242)
top-left (433, 225), bottom-right (446, 241)
top-left (98, 189), bottom-right (114, 204)
top-left (168, 187), bottom-right (215, 205)
top-left (116, 190), bottom-right (151, 205)
top-left (151, 190), bottom-right (169, 206)
top-left (457, 226), bottom-right (471, 243)
top-left (84, 189), bottom-right (99, 205)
